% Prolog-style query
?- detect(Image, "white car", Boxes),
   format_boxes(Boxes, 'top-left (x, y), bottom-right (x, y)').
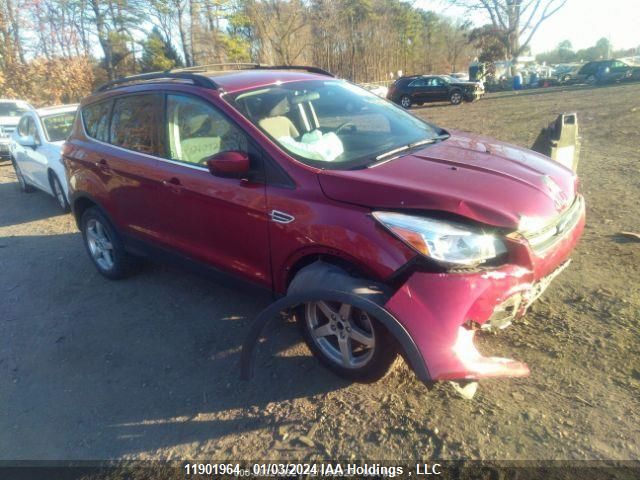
top-left (10, 104), bottom-right (78, 211)
top-left (0, 99), bottom-right (33, 162)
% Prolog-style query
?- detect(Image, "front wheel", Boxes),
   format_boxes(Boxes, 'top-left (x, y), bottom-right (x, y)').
top-left (50, 173), bottom-right (70, 212)
top-left (400, 95), bottom-right (412, 109)
top-left (298, 300), bottom-right (397, 382)
top-left (12, 158), bottom-right (35, 193)
top-left (289, 262), bottom-right (398, 382)
top-left (450, 90), bottom-right (463, 105)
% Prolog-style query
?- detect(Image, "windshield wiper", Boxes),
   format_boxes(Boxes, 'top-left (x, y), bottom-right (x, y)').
top-left (374, 134), bottom-right (450, 162)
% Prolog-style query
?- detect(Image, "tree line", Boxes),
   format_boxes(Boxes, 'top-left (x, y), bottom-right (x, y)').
top-left (1, 0), bottom-right (571, 106)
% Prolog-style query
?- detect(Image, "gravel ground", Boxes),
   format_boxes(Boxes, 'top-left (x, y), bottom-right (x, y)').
top-left (0, 83), bottom-right (639, 461)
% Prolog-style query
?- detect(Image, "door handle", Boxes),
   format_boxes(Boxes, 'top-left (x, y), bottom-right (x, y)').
top-left (162, 177), bottom-right (184, 192)
top-left (94, 158), bottom-right (112, 174)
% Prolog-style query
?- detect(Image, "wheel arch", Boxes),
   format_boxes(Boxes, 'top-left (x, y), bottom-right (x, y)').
top-left (280, 248), bottom-right (385, 294)
top-left (71, 193), bottom-right (114, 230)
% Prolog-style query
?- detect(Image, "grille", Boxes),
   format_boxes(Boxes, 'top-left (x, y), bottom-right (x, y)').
top-left (521, 196), bottom-right (584, 255)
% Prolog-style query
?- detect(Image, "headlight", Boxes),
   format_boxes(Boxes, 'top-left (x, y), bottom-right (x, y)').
top-left (372, 211), bottom-right (507, 266)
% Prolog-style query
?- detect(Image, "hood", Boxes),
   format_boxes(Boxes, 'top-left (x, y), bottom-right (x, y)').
top-left (318, 131), bottom-right (577, 229)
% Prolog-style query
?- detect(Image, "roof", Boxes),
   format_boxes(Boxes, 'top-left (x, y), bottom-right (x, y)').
top-left (36, 104), bottom-right (79, 116)
top-left (93, 66), bottom-right (335, 96)
top-left (206, 69), bottom-right (332, 93)
top-left (0, 99), bottom-right (33, 108)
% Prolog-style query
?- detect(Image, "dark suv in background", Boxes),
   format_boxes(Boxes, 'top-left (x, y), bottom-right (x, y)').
top-left (387, 75), bottom-right (484, 108)
top-left (574, 59), bottom-right (636, 84)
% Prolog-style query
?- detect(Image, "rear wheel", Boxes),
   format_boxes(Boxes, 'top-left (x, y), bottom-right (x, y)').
top-left (12, 157), bottom-right (35, 193)
top-left (400, 95), bottom-right (412, 109)
top-left (289, 263), bottom-right (398, 382)
top-left (450, 90), bottom-right (463, 105)
top-left (49, 172), bottom-right (70, 212)
top-left (81, 207), bottom-right (137, 279)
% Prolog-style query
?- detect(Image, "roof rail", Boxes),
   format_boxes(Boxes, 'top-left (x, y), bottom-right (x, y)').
top-left (172, 63), bottom-right (260, 73)
top-left (93, 64), bottom-right (335, 93)
top-left (94, 71), bottom-right (218, 93)
top-left (256, 65), bottom-right (335, 77)
top-left (173, 63), bottom-right (335, 77)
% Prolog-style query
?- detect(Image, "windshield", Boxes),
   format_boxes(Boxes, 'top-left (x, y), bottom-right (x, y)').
top-left (226, 80), bottom-right (443, 169)
top-left (42, 112), bottom-right (76, 142)
top-left (0, 101), bottom-right (30, 117)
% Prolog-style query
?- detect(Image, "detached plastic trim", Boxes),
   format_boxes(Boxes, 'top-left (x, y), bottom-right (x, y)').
top-left (240, 289), bottom-right (431, 384)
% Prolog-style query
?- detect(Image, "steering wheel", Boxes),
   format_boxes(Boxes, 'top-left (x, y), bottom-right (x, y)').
top-left (333, 121), bottom-right (356, 135)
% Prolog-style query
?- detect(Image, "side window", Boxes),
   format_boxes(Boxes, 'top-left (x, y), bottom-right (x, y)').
top-left (25, 117), bottom-right (40, 143)
top-left (82, 101), bottom-right (112, 142)
top-left (17, 116), bottom-right (30, 137)
top-left (110, 94), bottom-right (163, 155)
top-left (165, 94), bottom-right (248, 165)
top-left (409, 78), bottom-right (427, 87)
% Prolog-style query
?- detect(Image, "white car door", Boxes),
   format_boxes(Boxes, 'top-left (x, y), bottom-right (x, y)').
top-left (22, 114), bottom-right (51, 192)
top-left (13, 115), bottom-right (36, 184)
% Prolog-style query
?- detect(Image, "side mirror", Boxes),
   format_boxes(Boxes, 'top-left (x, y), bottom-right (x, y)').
top-left (18, 135), bottom-right (37, 149)
top-left (206, 151), bottom-right (250, 178)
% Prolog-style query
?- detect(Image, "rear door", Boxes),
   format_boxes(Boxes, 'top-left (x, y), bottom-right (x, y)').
top-left (150, 92), bottom-right (272, 288)
top-left (105, 93), bottom-right (168, 241)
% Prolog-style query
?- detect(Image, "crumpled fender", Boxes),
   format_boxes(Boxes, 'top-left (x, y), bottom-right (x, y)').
top-left (383, 270), bottom-right (530, 381)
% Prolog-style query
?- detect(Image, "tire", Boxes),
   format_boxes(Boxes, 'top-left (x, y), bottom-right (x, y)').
top-left (288, 262), bottom-right (398, 383)
top-left (12, 157), bottom-right (35, 193)
top-left (586, 75), bottom-right (597, 85)
top-left (49, 172), bottom-right (70, 212)
top-left (80, 207), bottom-right (137, 280)
top-left (400, 95), bottom-right (412, 109)
top-left (450, 90), bottom-right (463, 105)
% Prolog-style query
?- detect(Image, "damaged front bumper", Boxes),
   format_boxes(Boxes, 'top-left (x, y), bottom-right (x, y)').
top-left (383, 201), bottom-right (585, 382)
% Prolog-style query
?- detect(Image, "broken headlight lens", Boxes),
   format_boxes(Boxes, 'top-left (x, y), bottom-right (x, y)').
top-left (373, 211), bottom-right (507, 266)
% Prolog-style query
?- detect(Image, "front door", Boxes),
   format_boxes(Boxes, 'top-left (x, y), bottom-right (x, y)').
top-left (16, 115), bottom-right (48, 190)
top-left (424, 77), bottom-right (449, 101)
top-left (150, 92), bottom-right (272, 288)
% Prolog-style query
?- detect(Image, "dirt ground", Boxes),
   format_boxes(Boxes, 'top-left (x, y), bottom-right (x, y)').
top-left (1, 83), bottom-right (639, 462)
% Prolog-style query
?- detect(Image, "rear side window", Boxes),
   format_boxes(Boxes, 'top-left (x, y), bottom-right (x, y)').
top-left (82, 101), bottom-right (111, 142)
top-left (110, 94), bottom-right (163, 155)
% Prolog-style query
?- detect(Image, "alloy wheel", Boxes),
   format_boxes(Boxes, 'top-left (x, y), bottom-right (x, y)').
top-left (14, 162), bottom-right (26, 189)
top-left (52, 176), bottom-right (66, 209)
top-left (86, 219), bottom-right (115, 271)
top-left (305, 301), bottom-right (376, 369)
top-left (451, 92), bottom-right (463, 104)
top-left (400, 96), bottom-right (411, 108)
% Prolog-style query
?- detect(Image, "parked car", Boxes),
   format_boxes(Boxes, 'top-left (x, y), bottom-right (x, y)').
top-left (0, 99), bottom-right (33, 162)
top-left (552, 63), bottom-right (582, 83)
top-left (63, 67), bottom-right (584, 385)
top-left (573, 59), bottom-right (634, 84)
top-left (11, 104), bottom-right (78, 210)
top-left (387, 74), bottom-right (484, 108)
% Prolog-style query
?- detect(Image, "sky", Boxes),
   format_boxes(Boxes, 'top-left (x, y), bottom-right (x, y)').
top-left (418, 0), bottom-right (640, 54)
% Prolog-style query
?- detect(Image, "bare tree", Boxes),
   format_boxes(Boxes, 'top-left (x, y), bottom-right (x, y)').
top-left (448, 0), bottom-right (567, 66)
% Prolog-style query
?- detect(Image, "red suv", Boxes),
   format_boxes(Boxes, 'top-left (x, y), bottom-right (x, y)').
top-left (63, 66), bottom-right (585, 385)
